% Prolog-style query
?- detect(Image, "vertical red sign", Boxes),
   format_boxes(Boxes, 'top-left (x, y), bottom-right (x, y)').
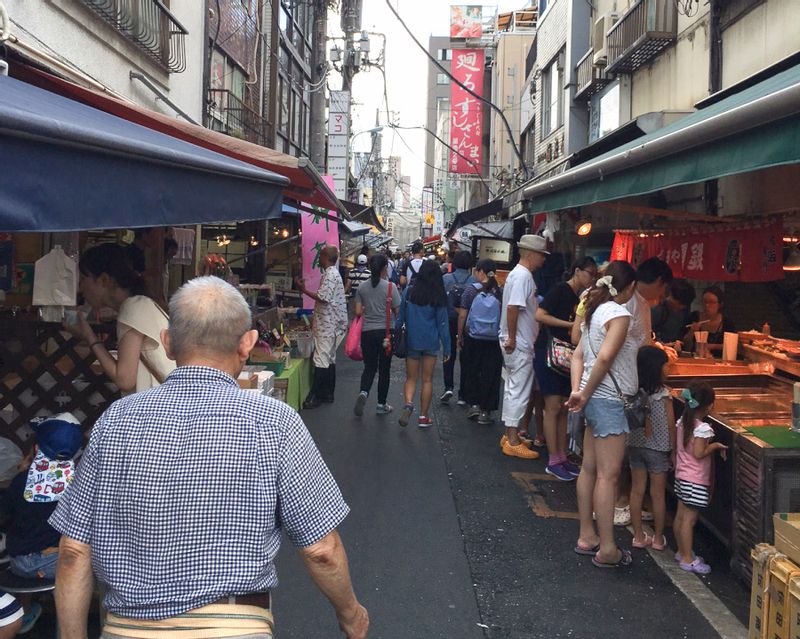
top-left (450, 49), bottom-right (484, 175)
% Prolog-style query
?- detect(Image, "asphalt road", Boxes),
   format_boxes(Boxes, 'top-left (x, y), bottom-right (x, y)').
top-left (274, 354), bottom-right (750, 639)
top-left (26, 354), bottom-right (749, 638)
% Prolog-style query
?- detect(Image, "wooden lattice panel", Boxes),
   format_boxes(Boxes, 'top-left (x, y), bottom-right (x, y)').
top-left (1, 318), bottom-right (120, 451)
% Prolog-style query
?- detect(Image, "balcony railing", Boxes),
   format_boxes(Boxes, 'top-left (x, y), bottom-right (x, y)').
top-left (574, 48), bottom-right (612, 101)
top-left (208, 90), bottom-right (269, 147)
top-left (606, 0), bottom-right (677, 75)
top-left (79, 0), bottom-right (188, 73)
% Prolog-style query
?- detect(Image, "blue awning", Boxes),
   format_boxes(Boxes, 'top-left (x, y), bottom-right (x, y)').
top-left (0, 76), bottom-right (289, 232)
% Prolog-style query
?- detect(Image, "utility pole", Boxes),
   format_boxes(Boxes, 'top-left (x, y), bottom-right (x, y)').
top-left (370, 108), bottom-right (383, 217)
top-left (340, 0), bottom-right (363, 92)
top-left (309, 0), bottom-right (328, 171)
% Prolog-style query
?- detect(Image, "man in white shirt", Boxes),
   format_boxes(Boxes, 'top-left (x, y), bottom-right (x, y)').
top-left (625, 257), bottom-right (673, 347)
top-left (295, 246), bottom-right (348, 409)
top-left (399, 240), bottom-right (425, 288)
top-left (499, 235), bottom-right (548, 459)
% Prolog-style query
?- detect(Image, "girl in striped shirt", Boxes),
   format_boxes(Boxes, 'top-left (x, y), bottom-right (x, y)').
top-left (673, 381), bottom-right (727, 574)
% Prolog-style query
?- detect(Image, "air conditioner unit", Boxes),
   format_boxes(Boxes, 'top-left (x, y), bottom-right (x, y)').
top-left (592, 13), bottom-right (619, 67)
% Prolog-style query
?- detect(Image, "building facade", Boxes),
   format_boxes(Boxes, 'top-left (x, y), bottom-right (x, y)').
top-left (5, 0), bottom-right (204, 121)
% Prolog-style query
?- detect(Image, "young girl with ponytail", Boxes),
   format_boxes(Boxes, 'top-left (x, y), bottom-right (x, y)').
top-left (673, 381), bottom-right (726, 574)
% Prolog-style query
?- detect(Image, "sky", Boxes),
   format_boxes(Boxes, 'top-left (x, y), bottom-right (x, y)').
top-left (329, 1), bottom-right (529, 207)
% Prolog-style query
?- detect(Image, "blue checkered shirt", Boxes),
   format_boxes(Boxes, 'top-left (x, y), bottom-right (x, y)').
top-left (49, 366), bottom-right (349, 620)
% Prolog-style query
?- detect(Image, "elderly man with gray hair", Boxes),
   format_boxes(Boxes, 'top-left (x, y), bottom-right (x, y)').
top-left (295, 245), bottom-right (348, 409)
top-left (50, 276), bottom-right (368, 639)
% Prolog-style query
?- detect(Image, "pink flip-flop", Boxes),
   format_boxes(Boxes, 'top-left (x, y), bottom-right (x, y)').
top-left (632, 534), bottom-right (651, 549)
top-left (651, 535), bottom-right (668, 551)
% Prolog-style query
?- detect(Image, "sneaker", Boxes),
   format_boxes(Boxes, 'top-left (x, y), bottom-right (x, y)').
top-left (376, 404), bottom-right (393, 414)
top-left (477, 411), bottom-right (494, 424)
top-left (466, 405), bottom-right (480, 420)
top-left (456, 399), bottom-right (467, 406)
top-left (440, 389), bottom-right (453, 404)
top-left (500, 434), bottom-right (533, 449)
top-left (354, 391), bottom-right (367, 417)
top-left (418, 416), bottom-right (433, 428)
top-left (545, 463), bottom-right (575, 482)
top-left (502, 439), bottom-right (540, 459)
top-left (398, 404), bottom-right (414, 427)
top-left (562, 460), bottom-right (581, 477)
top-left (19, 602), bottom-right (41, 635)
top-left (614, 505), bottom-right (631, 527)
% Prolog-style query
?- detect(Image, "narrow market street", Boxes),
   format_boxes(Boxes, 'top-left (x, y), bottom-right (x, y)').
top-left (274, 355), bottom-right (750, 639)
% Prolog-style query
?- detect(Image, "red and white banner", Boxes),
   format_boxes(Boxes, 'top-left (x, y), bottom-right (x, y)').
top-left (449, 49), bottom-right (483, 175)
top-left (610, 220), bottom-right (784, 282)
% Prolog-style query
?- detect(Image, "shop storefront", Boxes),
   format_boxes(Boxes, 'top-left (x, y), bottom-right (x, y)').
top-left (519, 59), bottom-right (800, 582)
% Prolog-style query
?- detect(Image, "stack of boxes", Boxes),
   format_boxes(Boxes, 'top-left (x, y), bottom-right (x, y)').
top-left (749, 514), bottom-right (800, 639)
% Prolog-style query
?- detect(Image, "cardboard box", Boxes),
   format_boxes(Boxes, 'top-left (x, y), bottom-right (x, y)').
top-left (789, 575), bottom-right (800, 639)
top-left (768, 557), bottom-right (800, 639)
top-left (237, 372), bottom-right (257, 389)
top-left (775, 514), bottom-right (800, 568)
top-left (751, 544), bottom-right (779, 639)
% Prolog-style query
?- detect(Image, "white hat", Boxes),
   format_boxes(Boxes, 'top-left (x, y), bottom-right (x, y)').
top-left (517, 234), bottom-right (550, 255)
top-left (357, 254), bottom-right (368, 265)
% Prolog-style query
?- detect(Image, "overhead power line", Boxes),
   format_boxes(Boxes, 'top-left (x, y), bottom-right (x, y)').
top-left (384, 0), bottom-right (529, 179)
top-left (387, 124), bottom-right (496, 198)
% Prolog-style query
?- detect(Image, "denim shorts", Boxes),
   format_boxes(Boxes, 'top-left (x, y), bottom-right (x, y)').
top-left (583, 397), bottom-right (629, 438)
top-left (406, 349), bottom-right (439, 359)
top-left (628, 446), bottom-right (670, 473)
top-left (10, 551), bottom-right (58, 579)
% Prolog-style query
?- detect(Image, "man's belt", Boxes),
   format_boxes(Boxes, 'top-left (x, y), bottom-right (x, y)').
top-left (213, 592), bottom-right (271, 609)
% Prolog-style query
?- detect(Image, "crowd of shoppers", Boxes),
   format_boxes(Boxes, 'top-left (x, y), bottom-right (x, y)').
top-left (341, 235), bottom-right (724, 576)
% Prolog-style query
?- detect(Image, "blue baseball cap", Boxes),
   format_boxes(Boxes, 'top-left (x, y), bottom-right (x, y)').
top-left (31, 413), bottom-right (83, 460)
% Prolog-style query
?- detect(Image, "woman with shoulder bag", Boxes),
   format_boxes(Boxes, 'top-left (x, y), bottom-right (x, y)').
top-left (396, 260), bottom-right (451, 428)
top-left (353, 254), bottom-right (401, 416)
top-left (458, 259), bottom-right (503, 425)
top-left (565, 260), bottom-right (638, 569)
top-left (534, 257), bottom-right (597, 481)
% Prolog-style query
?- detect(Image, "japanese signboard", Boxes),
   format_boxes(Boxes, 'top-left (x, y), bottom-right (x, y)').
top-left (450, 5), bottom-right (483, 38)
top-left (327, 90), bottom-right (350, 198)
top-left (610, 221), bottom-right (784, 282)
top-left (450, 49), bottom-right (484, 175)
top-left (478, 238), bottom-right (512, 263)
top-left (301, 176), bottom-right (340, 309)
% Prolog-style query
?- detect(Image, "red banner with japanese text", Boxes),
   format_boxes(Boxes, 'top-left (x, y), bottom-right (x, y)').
top-left (450, 49), bottom-right (484, 174)
top-left (610, 221), bottom-right (784, 282)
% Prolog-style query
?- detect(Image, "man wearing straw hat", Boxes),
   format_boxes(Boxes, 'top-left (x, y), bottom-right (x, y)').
top-left (50, 276), bottom-right (367, 639)
top-left (499, 235), bottom-right (549, 460)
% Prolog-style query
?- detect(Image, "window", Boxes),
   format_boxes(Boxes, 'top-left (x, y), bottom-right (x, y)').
top-left (437, 73), bottom-right (449, 85)
top-left (438, 48), bottom-right (452, 61)
top-left (541, 54), bottom-right (564, 138)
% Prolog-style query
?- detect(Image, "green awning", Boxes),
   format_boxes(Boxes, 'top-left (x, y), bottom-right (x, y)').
top-left (523, 62), bottom-right (800, 212)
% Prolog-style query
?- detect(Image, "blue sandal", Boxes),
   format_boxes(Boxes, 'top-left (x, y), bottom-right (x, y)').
top-left (574, 543), bottom-right (600, 556)
top-left (592, 549), bottom-right (633, 568)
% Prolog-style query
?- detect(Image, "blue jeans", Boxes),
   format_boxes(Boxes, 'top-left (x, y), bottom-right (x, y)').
top-left (10, 551), bottom-right (58, 579)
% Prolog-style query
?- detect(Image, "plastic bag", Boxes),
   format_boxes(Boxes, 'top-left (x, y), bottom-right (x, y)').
top-left (345, 316), bottom-right (363, 361)
top-left (32, 246), bottom-right (77, 306)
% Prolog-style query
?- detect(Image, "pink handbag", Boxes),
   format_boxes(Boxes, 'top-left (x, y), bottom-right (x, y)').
top-left (345, 315), bottom-right (364, 361)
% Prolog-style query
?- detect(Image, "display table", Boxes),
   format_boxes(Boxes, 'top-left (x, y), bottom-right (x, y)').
top-left (274, 357), bottom-right (313, 411)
